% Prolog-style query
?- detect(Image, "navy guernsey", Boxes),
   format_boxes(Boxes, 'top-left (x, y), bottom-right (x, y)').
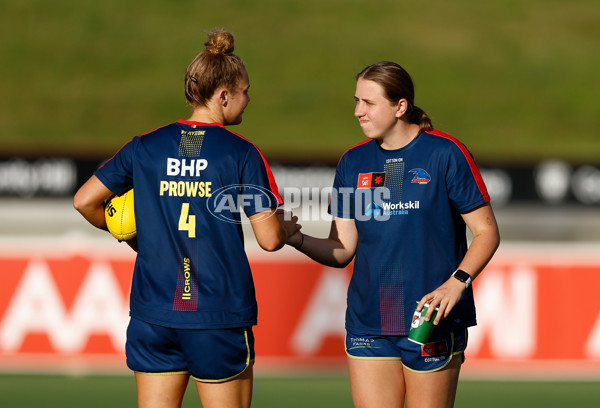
top-left (330, 130), bottom-right (489, 336)
top-left (95, 121), bottom-right (282, 329)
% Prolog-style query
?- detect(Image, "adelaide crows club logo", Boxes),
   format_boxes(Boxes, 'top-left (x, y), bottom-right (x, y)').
top-left (409, 168), bottom-right (431, 184)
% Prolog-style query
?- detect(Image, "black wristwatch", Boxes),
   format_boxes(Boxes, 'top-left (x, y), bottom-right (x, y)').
top-left (452, 269), bottom-right (472, 288)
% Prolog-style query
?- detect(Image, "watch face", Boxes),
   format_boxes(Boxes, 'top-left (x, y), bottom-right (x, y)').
top-left (454, 270), bottom-right (471, 282)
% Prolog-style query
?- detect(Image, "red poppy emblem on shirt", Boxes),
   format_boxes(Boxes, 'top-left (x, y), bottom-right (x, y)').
top-left (357, 172), bottom-right (386, 188)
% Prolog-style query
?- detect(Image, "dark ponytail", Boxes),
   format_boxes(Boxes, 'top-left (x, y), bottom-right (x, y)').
top-left (408, 105), bottom-right (433, 132)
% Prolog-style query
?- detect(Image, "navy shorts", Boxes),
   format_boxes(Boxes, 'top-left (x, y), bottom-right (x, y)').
top-left (125, 317), bottom-right (255, 382)
top-left (345, 326), bottom-right (468, 373)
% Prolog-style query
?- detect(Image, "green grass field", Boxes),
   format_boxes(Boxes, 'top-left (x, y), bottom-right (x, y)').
top-left (0, 374), bottom-right (598, 407)
top-left (1, 0), bottom-right (599, 163)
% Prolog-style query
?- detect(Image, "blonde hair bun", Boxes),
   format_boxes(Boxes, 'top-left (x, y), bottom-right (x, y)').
top-left (185, 28), bottom-right (245, 107)
top-left (204, 29), bottom-right (235, 55)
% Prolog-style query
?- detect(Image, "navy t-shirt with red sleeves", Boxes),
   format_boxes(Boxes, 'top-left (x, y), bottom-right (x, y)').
top-left (329, 129), bottom-right (490, 336)
top-left (95, 120), bottom-right (282, 329)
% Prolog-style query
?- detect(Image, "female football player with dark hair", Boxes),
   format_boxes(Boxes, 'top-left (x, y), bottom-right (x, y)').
top-left (280, 61), bottom-right (500, 408)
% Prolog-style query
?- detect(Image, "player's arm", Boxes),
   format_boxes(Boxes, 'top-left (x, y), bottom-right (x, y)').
top-left (419, 203), bottom-right (500, 324)
top-left (73, 175), bottom-right (114, 230)
top-left (249, 209), bottom-right (287, 252)
top-left (280, 214), bottom-right (358, 268)
top-left (456, 203), bottom-right (500, 282)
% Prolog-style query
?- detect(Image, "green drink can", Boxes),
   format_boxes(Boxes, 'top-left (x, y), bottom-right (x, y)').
top-left (408, 302), bottom-right (439, 345)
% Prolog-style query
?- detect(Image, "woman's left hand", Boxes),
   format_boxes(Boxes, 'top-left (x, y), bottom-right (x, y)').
top-left (417, 203), bottom-right (500, 325)
top-left (416, 277), bottom-right (467, 325)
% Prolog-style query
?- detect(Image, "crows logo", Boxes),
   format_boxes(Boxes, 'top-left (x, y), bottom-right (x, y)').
top-left (409, 168), bottom-right (431, 184)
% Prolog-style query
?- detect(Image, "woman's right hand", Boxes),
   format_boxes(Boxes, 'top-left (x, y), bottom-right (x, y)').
top-left (276, 209), bottom-right (303, 247)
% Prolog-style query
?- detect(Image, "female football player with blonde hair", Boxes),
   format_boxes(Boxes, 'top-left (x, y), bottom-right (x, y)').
top-left (75, 29), bottom-right (287, 408)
